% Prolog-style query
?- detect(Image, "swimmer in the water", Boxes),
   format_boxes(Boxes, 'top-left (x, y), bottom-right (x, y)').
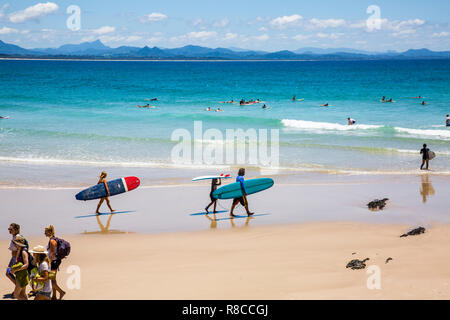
top-left (347, 117), bottom-right (356, 125)
top-left (422, 101), bottom-right (427, 105)
top-left (321, 103), bottom-right (329, 107)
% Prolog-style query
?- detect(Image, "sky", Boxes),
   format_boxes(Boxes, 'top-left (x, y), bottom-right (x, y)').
top-left (0, 0), bottom-right (449, 52)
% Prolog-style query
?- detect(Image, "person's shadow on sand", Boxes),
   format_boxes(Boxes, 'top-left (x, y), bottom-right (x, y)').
top-left (420, 174), bottom-right (435, 203)
top-left (2, 293), bottom-right (14, 299)
top-left (82, 213), bottom-right (129, 235)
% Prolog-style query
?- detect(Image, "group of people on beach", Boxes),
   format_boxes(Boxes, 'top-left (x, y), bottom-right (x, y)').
top-left (6, 223), bottom-right (68, 300)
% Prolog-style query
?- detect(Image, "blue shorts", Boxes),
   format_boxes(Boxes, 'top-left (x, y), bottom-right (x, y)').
top-left (8, 257), bottom-right (16, 268)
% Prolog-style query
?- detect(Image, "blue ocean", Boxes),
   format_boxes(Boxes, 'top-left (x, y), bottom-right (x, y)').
top-left (1, 59), bottom-right (449, 184)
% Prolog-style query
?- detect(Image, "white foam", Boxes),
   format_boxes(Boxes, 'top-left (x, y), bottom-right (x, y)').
top-left (0, 156), bottom-right (229, 169)
top-left (394, 127), bottom-right (450, 140)
top-left (281, 119), bottom-right (382, 131)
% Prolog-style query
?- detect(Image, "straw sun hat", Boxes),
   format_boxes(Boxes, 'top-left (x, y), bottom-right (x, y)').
top-left (29, 245), bottom-right (48, 255)
top-left (13, 235), bottom-right (27, 247)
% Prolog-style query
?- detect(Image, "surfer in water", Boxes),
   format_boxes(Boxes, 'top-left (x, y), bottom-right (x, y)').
top-left (347, 117), bottom-right (356, 125)
top-left (446, 114), bottom-right (450, 127)
top-left (420, 144), bottom-right (430, 170)
top-left (230, 168), bottom-right (254, 217)
top-left (205, 178), bottom-right (222, 214)
top-left (95, 171), bottom-right (115, 214)
top-left (421, 101), bottom-right (427, 105)
top-left (292, 95), bottom-right (296, 101)
top-left (321, 103), bottom-right (329, 107)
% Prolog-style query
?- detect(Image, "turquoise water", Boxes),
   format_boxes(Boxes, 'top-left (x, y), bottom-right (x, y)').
top-left (1, 59), bottom-right (450, 181)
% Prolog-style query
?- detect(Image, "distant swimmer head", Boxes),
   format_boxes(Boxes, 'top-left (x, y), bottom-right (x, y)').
top-left (99, 171), bottom-right (107, 178)
top-left (45, 225), bottom-right (55, 237)
top-left (238, 168), bottom-right (245, 176)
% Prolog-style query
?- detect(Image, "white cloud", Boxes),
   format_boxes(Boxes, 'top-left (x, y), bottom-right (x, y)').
top-left (292, 34), bottom-right (309, 41)
top-left (213, 19), bottom-right (229, 28)
top-left (126, 35), bottom-right (142, 42)
top-left (253, 34), bottom-right (269, 41)
top-left (93, 26), bottom-right (115, 35)
top-left (0, 26), bottom-right (18, 34)
top-left (390, 29), bottom-right (416, 38)
top-left (9, 2), bottom-right (58, 23)
top-left (258, 27), bottom-right (267, 32)
top-left (432, 32), bottom-right (450, 38)
top-left (316, 32), bottom-right (343, 39)
top-left (192, 18), bottom-right (203, 26)
top-left (0, 4), bottom-right (10, 19)
top-left (148, 36), bottom-right (162, 43)
top-left (143, 13), bottom-right (167, 22)
top-left (308, 18), bottom-right (346, 29)
top-left (224, 32), bottom-right (238, 40)
top-left (270, 14), bottom-right (302, 28)
top-left (187, 31), bottom-right (217, 40)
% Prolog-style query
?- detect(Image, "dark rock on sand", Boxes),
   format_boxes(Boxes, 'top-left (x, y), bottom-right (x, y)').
top-left (367, 198), bottom-right (389, 211)
top-left (400, 227), bottom-right (425, 237)
top-left (346, 258), bottom-right (370, 270)
top-left (385, 257), bottom-right (393, 264)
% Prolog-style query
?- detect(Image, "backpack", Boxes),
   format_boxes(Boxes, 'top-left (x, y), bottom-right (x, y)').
top-left (51, 237), bottom-right (71, 260)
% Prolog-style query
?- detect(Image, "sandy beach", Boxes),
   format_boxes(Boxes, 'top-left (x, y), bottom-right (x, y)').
top-left (1, 222), bottom-right (449, 300)
top-left (1, 172), bottom-right (449, 300)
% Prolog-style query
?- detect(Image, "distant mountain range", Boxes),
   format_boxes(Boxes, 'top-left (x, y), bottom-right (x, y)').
top-left (1, 39), bottom-right (449, 60)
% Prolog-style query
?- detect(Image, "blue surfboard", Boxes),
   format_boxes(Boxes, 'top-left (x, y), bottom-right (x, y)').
top-left (212, 178), bottom-right (274, 200)
top-left (75, 176), bottom-right (140, 201)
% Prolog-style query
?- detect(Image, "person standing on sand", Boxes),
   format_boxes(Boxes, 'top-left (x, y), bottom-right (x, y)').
top-left (29, 245), bottom-right (52, 300)
top-left (45, 225), bottom-right (66, 300)
top-left (6, 223), bottom-right (21, 288)
top-left (230, 168), bottom-right (254, 217)
top-left (9, 235), bottom-right (29, 300)
top-left (96, 171), bottom-right (115, 214)
top-left (205, 178), bottom-right (221, 214)
top-left (420, 144), bottom-right (430, 170)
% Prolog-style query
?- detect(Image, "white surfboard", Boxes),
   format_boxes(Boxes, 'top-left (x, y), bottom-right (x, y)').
top-left (429, 151), bottom-right (436, 160)
top-left (0, 116), bottom-right (10, 119)
top-left (192, 174), bottom-right (231, 182)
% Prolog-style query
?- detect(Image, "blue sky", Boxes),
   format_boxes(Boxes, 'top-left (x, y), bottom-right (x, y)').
top-left (0, 0), bottom-right (449, 51)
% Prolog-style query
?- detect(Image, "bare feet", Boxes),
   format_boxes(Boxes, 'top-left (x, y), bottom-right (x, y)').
top-left (247, 212), bottom-right (254, 216)
top-left (230, 213), bottom-right (236, 217)
top-left (110, 209), bottom-right (116, 213)
top-left (59, 291), bottom-right (66, 300)
top-left (205, 208), bottom-right (209, 213)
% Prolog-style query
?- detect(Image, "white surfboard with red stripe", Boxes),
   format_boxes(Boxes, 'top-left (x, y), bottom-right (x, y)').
top-left (192, 174), bottom-right (231, 182)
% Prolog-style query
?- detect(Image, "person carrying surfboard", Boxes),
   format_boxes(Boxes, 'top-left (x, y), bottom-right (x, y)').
top-left (420, 144), bottom-right (430, 170)
top-left (205, 178), bottom-right (222, 214)
top-left (95, 171), bottom-right (115, 214)
top-left (230, 168), bottom-right (254, 217)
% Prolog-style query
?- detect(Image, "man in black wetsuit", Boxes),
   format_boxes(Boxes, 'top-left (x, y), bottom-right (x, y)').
top-left (420, 144), bottom-right (430, 170)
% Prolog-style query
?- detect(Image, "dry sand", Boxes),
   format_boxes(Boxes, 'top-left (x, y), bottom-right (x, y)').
top-left (1, 222), bottom-right (449, 300)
